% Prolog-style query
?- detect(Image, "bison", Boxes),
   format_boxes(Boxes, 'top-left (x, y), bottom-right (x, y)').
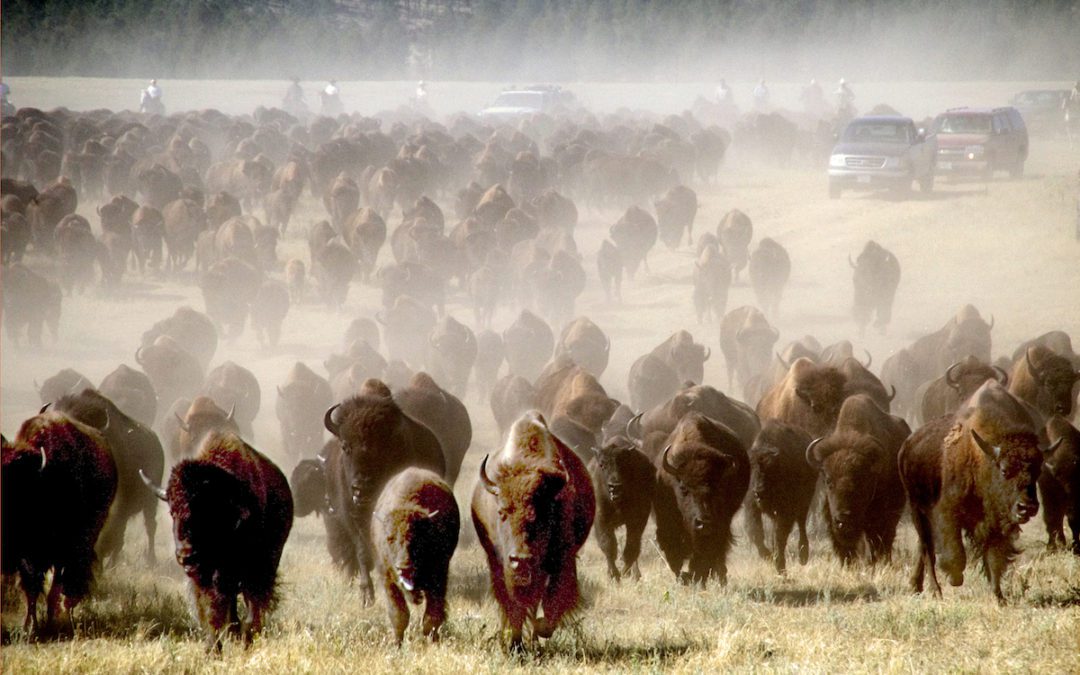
top-left (652, 412), bottom-right (749, 585)
top-left (322, 386), bottom-right (446, 604)
top-left (716, 209), bottom-right (752, 281)
top-left (719, 305), bottom-right (779, 395)
top-left (757, 357), bottom-right (848, 438)
top-left (142, 429), bottom-right (292, 648)
top-left (744, 421), bottom-right (816, 574)
top-left (806, 394), bottom-right (910, 564)
top-left (394, 372), bottom-right (473, 487)
top-left (425, 315), bottom-right (477, 398)
top-left (851, 240), bottom-right (900, 336)
top-left (502, 309), bottom-right (554, 383)
top-left (1040, 416), bottom-right (1080, 553)
top-left (748, 237), bottom-right (791, 319)
top-left (917, 356), bottom-right (1007, 426)
top-left (649, 330), bottom-right (710, 385)
top-left (554, 316), bottom-right (611, 379)
top-left (372, 467), bottom-right (460, 645)
top-left (276, 362), bottom-right (333, 461)
top-left (4, 412), bottom-right (117, 633)
top-left (900, 381), bottom-right (1050, 602)
top-left (472, 411), bottom-right (595, 650)
top-left (1009, 346), bottom-right (1079, 419)
top-left (654, 184), bottom-right (697, 249)
top-left (588, 435), bottom-right (655, 580)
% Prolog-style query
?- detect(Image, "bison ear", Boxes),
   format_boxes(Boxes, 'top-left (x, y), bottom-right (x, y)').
top-left (970, 429), bottom-right (1000, 461)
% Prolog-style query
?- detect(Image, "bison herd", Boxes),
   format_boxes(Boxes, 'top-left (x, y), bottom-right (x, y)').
top-left (2, 98), bottom-right (1079, 653)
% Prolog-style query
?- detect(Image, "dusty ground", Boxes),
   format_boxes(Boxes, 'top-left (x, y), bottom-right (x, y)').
top-left (1, 80), bottom-right (1079, 673)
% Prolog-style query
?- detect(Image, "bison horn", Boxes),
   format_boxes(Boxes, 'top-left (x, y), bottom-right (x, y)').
top-left (970, 429), bottom-right (1000, 460)
top-left (1025, 348), bottom-right (1043, 383)
top-left (39, 447), bottom-right (47, 471)
top-left (604, 334), bottom-right (611, 354)
top-left (944, 361), bottom-right (962, 390)
top-left (988, 314), bottom-right (994, 330)
top-left (768, 325), bottom-right (780, 341)
top-left (625, 412), bottom-right (644, 441)
top-left (805, 437), bottom-right (824, 468)
top-left (101, 409), bottom-right (110, 432)
top-left (34, 379), bottom-right (41, 394)
top-left (425, 509), bottom-right (440, 519)
top-left (174, 412), bottom-right (191, 434)
top-left (226, 404), bottom-right (236, 422)
top-left (323, 404), bottom-right (342, 437)
top-left (39, 402), bottom-right (51, 414)
top-left (479, 454), bottom-right (499, 496)
top-left (277, 385), bottom-right (286, 398)
top-left (862, 349), bottom-right (872, 369)
top-left (661, 445), bottom-right (679, 477)
top-left (992, 366), bottom-right (1009, 386)
top-left (775, 351), bottom-right (792, 371)
top-left (702, 346), bottom-right (711, 361)
top-left (1043, 437), bottom-right (1063, 457)
top-left (135, 346), bottom-right (146, 365)
top-left (886, 385), bottom-right (897, 402)
top-left (848, 254), bottom-right (856, 269)
top-left (139, 469), bottom-right (167, 501)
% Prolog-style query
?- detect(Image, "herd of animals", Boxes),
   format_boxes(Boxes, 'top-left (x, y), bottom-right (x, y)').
top-left (2, 98), bottom-right (1079, 654)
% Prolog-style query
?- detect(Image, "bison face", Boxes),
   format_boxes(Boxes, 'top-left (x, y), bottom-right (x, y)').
top-left (748, 448), bottom-right (782, 515)
top-left (485, 464), bottom-right (566, 590)
top-left (662, 445), bottom-right (732, 536)
top-left (1026, 350), bottom-right (1080, 417)
top-left (594, 440), bottom-right (636, 506)
top-left (290, 458), bottom-right (328, 518)
top-left (276, 388), bottom-right (323, 456)
top-left (816, 440), bottom-right (883, 543)
top-left (324, 399), bottom-right (401, 511)
top-left (972, 430), bottom-right (1047, 525)
top-left (168, 462), bottom-right (255, 578)
top-left (794, 368), bottom-right (847, 432)
top-left (380, 507), bottom-right (438, 594)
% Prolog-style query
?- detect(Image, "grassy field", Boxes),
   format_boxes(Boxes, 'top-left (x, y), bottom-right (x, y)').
top-left (2, 79), bottom-right (1080, 672)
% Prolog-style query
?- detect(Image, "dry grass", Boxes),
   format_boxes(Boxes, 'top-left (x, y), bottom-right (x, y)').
top-left (3, 80), bottom-right (1080, 673)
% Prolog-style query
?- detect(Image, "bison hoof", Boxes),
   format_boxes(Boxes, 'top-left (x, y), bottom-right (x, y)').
top-left (946, 570), bottom-right (964, 587)
top-left (533, 617), bottom-right (555, 639)
top-left (360, 585), bottom-right (375, 606)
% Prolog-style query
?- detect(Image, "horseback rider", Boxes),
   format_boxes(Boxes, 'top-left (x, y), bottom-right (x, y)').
top-left (140, 79), bottom-right (165, 115)
top-left (320, 79), bottom-right (343, 116)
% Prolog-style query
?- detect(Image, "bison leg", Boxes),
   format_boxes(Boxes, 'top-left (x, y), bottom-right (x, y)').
top-left (594, 522), bottom-right (621, 581)
top-left (772, 515), bottom-right (795, 575)
top-left (796, 514), bottom-right (810, 565)
top-left (354, 527), bottom-right (377, 606)
top-left (534, 556), bottom-right (580, 639)
top-left (383, 575), bottom-right (410, 646)
top-left (143, 503), bottom-right (158, 565)
top-left (936, 517), bottom-right (966, 588)
top-left (622, 513), bottom-right (648, 580)
top-left (474, 514), bottom-right (526, 651)
top-left (984, 542), bottom-right (1010, 604)
top-left (743, 500), bottom-right (770, 560)
top-left (1040, 478), bottom-right (1067, 551)
top-left (19, 565), bottom-right (44, 633)
top-left (909, 508), bottom-right (942, 597)
top-left (421, 587), bottom-right (446, 643)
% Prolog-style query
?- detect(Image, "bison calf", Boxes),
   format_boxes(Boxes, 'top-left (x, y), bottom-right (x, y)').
top-left (1040, 415), bottom-right (1080, 554)
top-left (588, 436), bottom-right (655, 580)
top-left (373, 468), bottom-right (460, 645)
top-left (744, 421), bottom-right (816, 574)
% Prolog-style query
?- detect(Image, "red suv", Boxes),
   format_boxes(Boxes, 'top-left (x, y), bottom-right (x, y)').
top-left (932, 107), bottom-right (1028, 179)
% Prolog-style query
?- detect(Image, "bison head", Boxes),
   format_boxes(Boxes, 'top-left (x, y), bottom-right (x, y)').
top-left (591, 437), bottom-right (642, 507)
top-left (970, 428), bottom-right (1054, 526)
top-left (661, 443), bottom-right (733, 536)
top-left (166, 460), bottom-right (257, 577)
top-left (793, 365), bottom-right (847, 435)
top-left (290, 456), bottom-right (328, 518)
top-left (376, 504), bottom-right (444, 594)
top-left (176, 396), bottom-right (237, 458)
top-left (806, 433), bottom-right (883, 549)
top-left (324, 394), bottom-right (403, 510)
top-left (1024, 347), bottom-right (1080, 417)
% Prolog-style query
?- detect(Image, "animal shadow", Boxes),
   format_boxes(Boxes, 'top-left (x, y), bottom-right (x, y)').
top-left (745, 584), bottom-right (880, 606)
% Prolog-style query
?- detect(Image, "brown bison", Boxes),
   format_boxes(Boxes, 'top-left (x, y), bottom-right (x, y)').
top-left (425, 315), bottom-right (477, 398)
top-left (806, 394), bottom-right (910, 564)
top-left (534, 355), bottom-right (620, 437)
top-left (609, 206), bottom-right (657, 279)
top-left (744, 420), bottom-right (816, 574)
top-left (322, 386), bottom-right (446, 604)
top-left (1040, 415), bottom-right (1080, 553)
top-left (632, 383), bottom-right (762, 457)
top-left (200, 361), bottom-right (261, 440)
top-left (748, 237), bottom-right (791, 318)
top-left (716, 209), bottom-right (752, 281)
top-left (653, 412), bottom-right (750, 585)
top-left (627, 352), bottom-right (681, 414)
top-left (597, 239), bottom-right (623, 303)
top-left (372, 467), bottom-right (460, 645)
top-left (900, 381), bottom-right (1050, 601)
top-left (757, 357), bottom-right (848, 438)
top-left (473, 329), bottom-right (505, 402)
top-left (3, 263), bottom-right (62, 347)
top-left (654, 184), bottom-right (697, 249)
top-left (394, 372), bottom-right (473, 487)
top-left (719, 305), bottom-right (780, 395)
top-left (98, 363), bottom-right (158, 428)
top-left (142, 429), bottom-right (292, 648)
top-left (1009, 346), bottom-right (1079, 418)
top-left (650, 330), bottom-right (711, 385)
top-left (917, 356), bottom-right (1007, 425)
top-left (276, 362), bottom-right (334, 461)
top-left (588, 435), bottom-right (655, 580)
top-left (837, 356), bottom-right (896, 412)
top-left (4, 412), bottom-right (117, 633)
top-left (502, 309), bottom-right (554, 383)
top-left (36, 367), bottom-right (93, 406)
top-left (554, 316), bottom-right (611, 379)
top-left (136, 335), bottom-right (205, 414)
top-left (692, 238), bottom-right (730, 323)
top-left (472, 411), bottom-right (595, 650)
top-left (141, 306), bottom-right (218, 372)
top-left (50, 389), bottom-right (165, 565)
top-left (490, 374), bottom-right (538, 439)
top-left (851, 240), bottom-right (901, 336)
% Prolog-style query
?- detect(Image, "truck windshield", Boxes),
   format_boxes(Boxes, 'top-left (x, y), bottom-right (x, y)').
top-left (841, 122), bottom-right (912, 144)
top-left (492, 92), bottom-right (545, 109)
top-left (936, 115), bottom-right (992, 134)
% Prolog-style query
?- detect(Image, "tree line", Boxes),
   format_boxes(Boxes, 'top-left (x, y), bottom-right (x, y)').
top-left (2, 0), bottom-right (1077, 81)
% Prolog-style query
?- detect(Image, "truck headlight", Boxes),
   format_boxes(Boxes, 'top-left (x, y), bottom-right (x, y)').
top-left (964, 145), bottom-right (984, 158)
top-left (829, 154), bottom-right (846, 167)
top-left (883, 156), bottom-right (903, 169)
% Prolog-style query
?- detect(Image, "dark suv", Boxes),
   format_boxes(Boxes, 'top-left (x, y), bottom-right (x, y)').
top-left (932, 107), bottom-right (1028, 179)
top-left (827, 116), bottom-right (936, 198)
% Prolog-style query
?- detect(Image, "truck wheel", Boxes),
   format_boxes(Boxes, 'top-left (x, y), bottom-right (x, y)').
top-left (919, 174), bottom-right (934, 193)
top-left (828, 181), bottom-right (841, 199)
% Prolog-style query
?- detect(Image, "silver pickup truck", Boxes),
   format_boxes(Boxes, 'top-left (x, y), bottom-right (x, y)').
top-left (828, 115), bottom-right (937, 199)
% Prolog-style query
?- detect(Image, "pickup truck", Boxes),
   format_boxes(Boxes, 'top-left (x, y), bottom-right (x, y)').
top-left (932, 107), bottom-right (1028, 179)
top-left (827, 115), bottom-right (936, 199)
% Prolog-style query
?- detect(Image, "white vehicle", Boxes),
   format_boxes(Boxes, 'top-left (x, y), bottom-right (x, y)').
top-left (478, 86), bottom-right (576, 121)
